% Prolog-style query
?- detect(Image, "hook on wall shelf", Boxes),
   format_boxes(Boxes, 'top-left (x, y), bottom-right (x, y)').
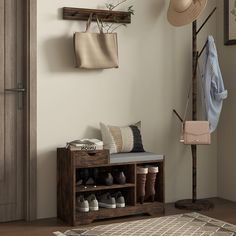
top-left (63, 7), bottom-right (131, 24)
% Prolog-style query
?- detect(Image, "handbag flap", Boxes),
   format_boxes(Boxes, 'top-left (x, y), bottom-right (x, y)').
top-left (184, 121), bottom-right (210, 135)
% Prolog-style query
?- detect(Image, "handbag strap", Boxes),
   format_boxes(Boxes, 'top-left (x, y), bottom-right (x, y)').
top-left (85, 13), bottom-right (103, 33)
top-left (183, 51), bottom-right (199, 122)
top-left (85, 13), bottom-right (93, 31)
top-left (183, 83), bottom-right (191, 122)
top-left (183, 54), bottom-right (207, 122)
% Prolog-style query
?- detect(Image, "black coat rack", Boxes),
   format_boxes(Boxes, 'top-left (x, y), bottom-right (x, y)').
top-left (174, 7), bottom-right (217, 211)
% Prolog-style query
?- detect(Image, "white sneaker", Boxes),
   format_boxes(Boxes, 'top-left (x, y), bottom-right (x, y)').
top-left (87, 194), bottom-right (99, 211)
top-left (77, 195), bottom-right (89, 212)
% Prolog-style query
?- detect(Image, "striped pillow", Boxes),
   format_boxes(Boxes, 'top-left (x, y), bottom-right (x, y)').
top-left (100, 122), bottom-right (145, 154)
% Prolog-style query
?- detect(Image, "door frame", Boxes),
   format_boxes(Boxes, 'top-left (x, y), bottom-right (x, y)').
top-left (24, 0), bottom-right (37, 221)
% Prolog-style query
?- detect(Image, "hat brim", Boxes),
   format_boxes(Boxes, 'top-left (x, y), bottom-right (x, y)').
top-left (167, 0), bottom-right (207, 27)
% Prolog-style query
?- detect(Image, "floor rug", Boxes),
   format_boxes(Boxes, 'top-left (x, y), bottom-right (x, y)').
top-left (53, 212), bottom-right (236, 236)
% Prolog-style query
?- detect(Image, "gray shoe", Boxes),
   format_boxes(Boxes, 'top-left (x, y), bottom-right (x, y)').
top-left (98, 193), bottom-right (116, 209)
top-left (114, 171), bottom-right (126, 185)
top-left (113, 192), bottom-right (125, 208)
top-left (104, 173), bottom-right (113, 186)
top-left (87, 194), bottom-right (99, 211)
top-left (77, 195), bottom-right (89, 212)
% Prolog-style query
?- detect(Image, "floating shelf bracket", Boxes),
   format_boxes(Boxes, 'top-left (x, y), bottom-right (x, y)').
top-left (63, 7), bottom-right (131, 24)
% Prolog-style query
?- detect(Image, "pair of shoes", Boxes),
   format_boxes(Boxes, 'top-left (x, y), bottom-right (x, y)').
top-left (137, 166), bottom-right (159, 204)
top-left (100, 171), bottom-right (126, 186)
top-left (113, 170), bottom-right (126, 185)
top-left (76, 168), bottom-right (100, 187)
top-left (98, 192), bottom-right (125, 209)
top-left (77, 194), bottom-right (99, 212)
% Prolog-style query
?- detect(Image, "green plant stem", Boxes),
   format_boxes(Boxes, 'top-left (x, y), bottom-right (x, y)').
top-left (110, 0), bottom-right (131, 10)
top-left (106, 23), bottom-right (114, 33)
top-left (111, 24), bottom-right (126, 32)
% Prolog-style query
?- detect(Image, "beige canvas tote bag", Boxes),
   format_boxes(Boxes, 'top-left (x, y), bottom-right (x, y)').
top-left (74, 14), bottom-right (119, 69)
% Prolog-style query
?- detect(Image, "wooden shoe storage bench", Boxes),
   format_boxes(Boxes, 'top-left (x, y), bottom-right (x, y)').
top-left (57, 148), bottom-right (165, 225)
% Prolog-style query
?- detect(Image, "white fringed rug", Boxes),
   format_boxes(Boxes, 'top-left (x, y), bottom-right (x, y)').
top-left (53, 212), bottom-right (236, 236)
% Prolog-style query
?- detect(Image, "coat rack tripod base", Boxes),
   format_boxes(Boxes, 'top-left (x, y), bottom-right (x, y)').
top-left (175, 199), bottom-right (214, 211)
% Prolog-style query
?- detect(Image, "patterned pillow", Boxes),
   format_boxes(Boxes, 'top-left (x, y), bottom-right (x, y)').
top-left (100, 121), bottom-right (145, 154)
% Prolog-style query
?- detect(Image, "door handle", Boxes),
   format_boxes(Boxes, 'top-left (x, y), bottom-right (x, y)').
top-left (4, 88), bottom-right (26, 93)
top-left (4, 84), bottom-right (26, 110)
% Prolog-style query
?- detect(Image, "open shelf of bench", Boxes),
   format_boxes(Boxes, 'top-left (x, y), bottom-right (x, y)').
top-left (57, 148), bottom-right (165, 226)
top-left (75, 202), bottom-right (164, 225)
top-left (76, 183), bottom-right (135, 193)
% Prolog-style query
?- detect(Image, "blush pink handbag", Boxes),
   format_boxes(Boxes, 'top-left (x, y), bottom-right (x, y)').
top-left (181, 121), bottom-right (211, 145)
top-left (176, 67), bottom-right (211, 145)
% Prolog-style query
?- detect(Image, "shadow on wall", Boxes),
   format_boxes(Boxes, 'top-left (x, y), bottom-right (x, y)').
top-left (43, 8), bottom-right (104, 75)
top-left (82, 126), bottom-right (102, 140)
top-left (44, 36), bottom-right (75, 73)
top-left (37, 126), bottom-right (102, 218)
top-left (37, 149), bottom-right (57, 218)
top-left (43, 36), bottom-right (105, 75)
top-left (149, 0), bottom-right (166, 20)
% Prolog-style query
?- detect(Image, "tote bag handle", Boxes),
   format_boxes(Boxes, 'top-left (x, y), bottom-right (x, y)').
top-left (85, 13), bottom-right (103, 33)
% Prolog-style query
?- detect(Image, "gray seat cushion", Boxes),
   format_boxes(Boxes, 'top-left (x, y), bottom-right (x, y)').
top-left (110, 152), bottom-right (164, 164)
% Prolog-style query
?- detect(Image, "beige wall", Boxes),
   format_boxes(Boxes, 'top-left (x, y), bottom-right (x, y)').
top-left (217, 0), bottom-right (236, 202)
top-left (37, 0), bottom-right (217, 219)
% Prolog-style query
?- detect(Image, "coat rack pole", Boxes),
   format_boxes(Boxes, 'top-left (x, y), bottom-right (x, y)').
top-left (175, 10), bottom-right (215, 211)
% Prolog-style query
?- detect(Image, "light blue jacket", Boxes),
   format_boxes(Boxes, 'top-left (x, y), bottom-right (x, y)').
top-left (201, 35), bottom-right (227, 133)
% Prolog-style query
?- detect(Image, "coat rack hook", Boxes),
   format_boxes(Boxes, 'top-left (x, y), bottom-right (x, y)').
top-left (173, 109), bottom-right (183, 123)
top-left (198, 40), bottom-right (208, 58)
top-left (197, 7), bottom-right (217, 35)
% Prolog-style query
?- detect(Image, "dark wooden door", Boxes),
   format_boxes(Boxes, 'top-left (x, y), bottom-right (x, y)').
top-left (0, 0), bottom-right (25, 222)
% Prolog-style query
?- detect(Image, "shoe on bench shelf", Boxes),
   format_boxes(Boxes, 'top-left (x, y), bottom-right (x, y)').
top-left (113, 170), bottom-right (126, 185)
top-left (99, 172), bottom-right (113, 186)
top-left (77, 195), bottom-right (89, 213)
top-left (112, 191), bottom-right (125, 208)
top-left (87, 194), bottom-right (99, 211)
top-left (98, 193), bottom-right (116, 209)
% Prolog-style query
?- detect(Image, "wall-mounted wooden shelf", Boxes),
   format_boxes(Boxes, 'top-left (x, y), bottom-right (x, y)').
top-left (63, 7), bottom-right (131, 24)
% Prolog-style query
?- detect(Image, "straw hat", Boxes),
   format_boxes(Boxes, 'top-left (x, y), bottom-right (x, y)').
top-left (167, 0), bottom-right (207, 27)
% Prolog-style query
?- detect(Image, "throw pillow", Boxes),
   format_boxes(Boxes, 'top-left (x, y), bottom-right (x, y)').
top-left (100, 121), bottom-right (145, 154)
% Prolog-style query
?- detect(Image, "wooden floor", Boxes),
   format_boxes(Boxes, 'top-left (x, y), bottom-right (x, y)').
top-left (0, 198), bottom-right (236, 236)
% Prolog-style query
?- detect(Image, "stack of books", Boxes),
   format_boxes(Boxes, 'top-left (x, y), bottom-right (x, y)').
top-left (66, 139), bottom-right (103, 151)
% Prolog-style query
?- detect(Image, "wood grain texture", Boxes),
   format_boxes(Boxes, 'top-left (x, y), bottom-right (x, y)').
top-left (57, 149), bottom-right (75, 226)
top-left (16, 0), bottom-right (24, 220)
top-left (155, 160), bottom-right (164, 203)
top-left (0, 0), bottom-right (18, 222)
top-left (57, 148), bottom-right (165, 225)
top-left (0, 0), bottom-right (5, 183)
top-left (75, 202), bottom-right (164, 225)
top-left (76, 184), bottom-right (135, 193)
top-left (73, 150), bottom-right (109, 167)
top-left (0, 0), bottom-right (37, 222)
top-left (24, 0), bottom-right (37, 221)
top-left (63, 7), bottom-right (131, 24)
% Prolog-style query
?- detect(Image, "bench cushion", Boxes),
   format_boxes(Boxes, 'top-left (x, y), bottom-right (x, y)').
top-left (110, 152), bottom-right (164, 164)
